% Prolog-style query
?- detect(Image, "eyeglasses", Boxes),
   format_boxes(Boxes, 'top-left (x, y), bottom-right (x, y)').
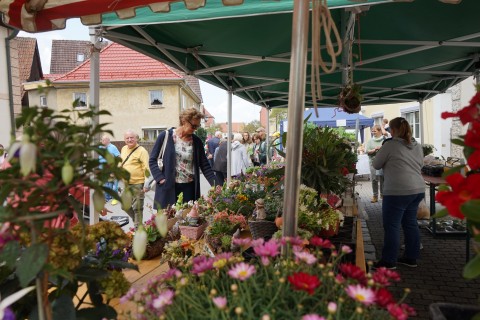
top-left (187, 120), bottom-right (200, 130)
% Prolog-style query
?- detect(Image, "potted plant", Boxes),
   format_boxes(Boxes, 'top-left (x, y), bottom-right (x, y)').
top-left (422, 144), bottom-right (436, 157)
top-left (0, 104), bottom-right (136, 319)
top-left (122, 236), bottom-right (416, 319)
top-left (178, 203), bottom-right (208, 240)
top-left (160, 236), bottom-right (196, 269)
top-left (206, 210), bottom-right (247, 252)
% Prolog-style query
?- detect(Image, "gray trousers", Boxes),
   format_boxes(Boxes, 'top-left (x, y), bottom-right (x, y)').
top-left (127, 183), bottom-right (145, 227)
top-left (370, 164), bottom-right (384, 197)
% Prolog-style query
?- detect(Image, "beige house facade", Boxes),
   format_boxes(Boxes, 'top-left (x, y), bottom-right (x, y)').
top-left (24, 42), bottom-right (202, 143)
top-left (361, 76), bottom-right (476, 160)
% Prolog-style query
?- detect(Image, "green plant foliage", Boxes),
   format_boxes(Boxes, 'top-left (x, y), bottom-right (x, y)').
top-left (422, 144), bottom-right (436, 156)
top-left (301, 124), bottom-right (357, 195)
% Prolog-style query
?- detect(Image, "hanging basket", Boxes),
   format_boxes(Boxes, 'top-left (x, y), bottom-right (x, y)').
top-left (248, 220), bottom-right (278, 240)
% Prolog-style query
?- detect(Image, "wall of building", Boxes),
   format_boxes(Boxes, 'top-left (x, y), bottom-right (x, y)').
top-left (0, 27), bottom-right (11, 147)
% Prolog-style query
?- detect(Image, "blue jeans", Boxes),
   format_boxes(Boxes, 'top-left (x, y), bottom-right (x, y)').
top-left (381, 193), bottom-right (425, 263)
top-left (104, 180), bottom-right (118, 201)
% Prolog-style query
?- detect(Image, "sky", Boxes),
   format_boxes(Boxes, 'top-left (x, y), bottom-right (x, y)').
top-left (19, 19), bottom-right (261, 124)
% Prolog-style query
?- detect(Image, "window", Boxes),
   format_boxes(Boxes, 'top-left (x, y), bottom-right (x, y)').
top-left (77, 53), bottom-right (85, 62)
top-left (143, 128), bottom-right (167, 141)
top-left (373, 117), bottom-right (383, 126)
top-left (149, 90), bottom-right (163, 107)
top-left (40, 95), bottom-right (47, 107)
top-left (402, 110), bottom-right (420, 139)
top-left (181, 94), bottom-right (187, 110)
top-left (73, 92), bottom-right (87, 108)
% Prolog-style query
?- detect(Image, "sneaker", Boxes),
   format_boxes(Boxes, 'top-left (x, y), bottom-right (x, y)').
top-left (400, 243), bottom-right (423, 250)
top-left (111, 199), bottom-right (119, 206)
top-left (397, 257), bottom-right (417, 268)
top-left (371, 196), bottom-right (378, 203)
top-left (371, 260), bottom-right (396, 270)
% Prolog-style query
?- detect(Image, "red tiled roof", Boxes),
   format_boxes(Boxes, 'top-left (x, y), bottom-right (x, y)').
top-left (43, 74), bottom-right (64, 81)
top-left (54, 42), bottom-right (184, 82)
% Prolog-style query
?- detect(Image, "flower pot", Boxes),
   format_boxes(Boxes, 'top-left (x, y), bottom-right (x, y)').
top-left (429, 302), bottom-right (480, 320)
top-left (179, 222), bottom-right (207, 240)
top-left (143, 238), bottom-right (167, 260)
top-left (317, 221), bottom-right (340, 238)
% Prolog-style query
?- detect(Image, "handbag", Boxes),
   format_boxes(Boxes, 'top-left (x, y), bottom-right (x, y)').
top-left (157, 129), bottom-right (169, 171)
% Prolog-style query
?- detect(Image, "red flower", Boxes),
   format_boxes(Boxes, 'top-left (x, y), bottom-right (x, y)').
top-left (467, 150), bottom-right (480, 170)
top-left (387, 303), bottom-right (416, 320)
top-left (341, 167), bottom-right (349, 176)
top-left (287, 272), bottom-right (321, 295)
top-left (309, 236), bottom-right (333, 249)
top-left (436, 173), bottom-right (480, 219)
top-left (375, 288), bottom-right (394, 308)
top-left (372, 267), bottom-right (401, 286)
top-left (441, 105), bottom-right (479, 124)
top-left (338, 263), bottom-right (367, 285)
top-left (464, 121), bottom-right (480, 149)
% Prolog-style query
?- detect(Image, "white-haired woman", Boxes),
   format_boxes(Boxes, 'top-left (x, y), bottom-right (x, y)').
top-left (231, 133), bottom-right (249, 177)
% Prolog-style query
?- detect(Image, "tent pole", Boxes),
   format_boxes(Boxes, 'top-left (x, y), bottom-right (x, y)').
top-left (226, 80), bottom-right (233, 186)
top-left (266, 107), bottom-right (270, 165)
top-left (419, 99), bottom-right (425, 145)
top-left (89, 26), bottom-right (101, 225)
top-left (282, 0), bottom-right (309, 238)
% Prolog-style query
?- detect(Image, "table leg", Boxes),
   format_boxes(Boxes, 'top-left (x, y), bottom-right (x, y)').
top-left (430, 183), bottom-right (436, 236)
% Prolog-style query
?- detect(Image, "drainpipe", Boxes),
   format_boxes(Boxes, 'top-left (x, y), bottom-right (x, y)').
top-left (5, 27), bottom-right (19, 138)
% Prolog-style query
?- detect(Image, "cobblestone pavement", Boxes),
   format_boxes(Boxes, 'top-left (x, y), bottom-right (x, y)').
top-left (355, 177), bottom-right (480, 319)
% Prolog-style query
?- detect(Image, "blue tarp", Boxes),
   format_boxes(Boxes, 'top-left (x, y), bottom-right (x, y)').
top-left (279, 108), bottom-right (374, 146)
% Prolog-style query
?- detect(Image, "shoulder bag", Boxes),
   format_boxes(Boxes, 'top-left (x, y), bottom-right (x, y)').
top-left (157, 129), bottom-right (169, 171)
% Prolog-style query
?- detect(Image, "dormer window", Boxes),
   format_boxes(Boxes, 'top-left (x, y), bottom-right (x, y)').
top-left (77, 53), bottom-right (85, 62)
top-left (149, 90), bottom-right (164, 108)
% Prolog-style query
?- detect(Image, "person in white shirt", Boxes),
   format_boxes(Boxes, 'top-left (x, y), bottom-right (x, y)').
top-left (230, 133), bottom-right (249, 177)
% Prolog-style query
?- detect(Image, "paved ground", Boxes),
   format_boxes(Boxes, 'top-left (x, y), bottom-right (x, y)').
top-left (355, 176), bottom-right (480, 319)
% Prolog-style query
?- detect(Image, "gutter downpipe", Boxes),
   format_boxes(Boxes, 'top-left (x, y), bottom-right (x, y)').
top-left (282, 0), bottom-right (309, 239)
top-left (5, 26), bottom-right (19, 139)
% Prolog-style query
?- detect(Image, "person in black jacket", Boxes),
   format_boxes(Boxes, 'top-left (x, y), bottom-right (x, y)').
top-left (149, 108), bottom-right (217, 209)
top-left (212, 137), bottom-right (228, 186)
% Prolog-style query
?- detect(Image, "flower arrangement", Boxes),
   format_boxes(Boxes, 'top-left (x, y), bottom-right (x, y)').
top-left (436, 88), bottom-right (480, 279)
top-left (205, 210), bottom-right (248, 252)
top-left (0, 104), bottom-right (135, 319)
top-left (160, 236), bottom-right (195, 268)
top-left (202, 183), bottom-right (259, 217)
top-left (297, 185), bottom-right (343, 236)
top-left (122, 236), bottom-right (415, 319)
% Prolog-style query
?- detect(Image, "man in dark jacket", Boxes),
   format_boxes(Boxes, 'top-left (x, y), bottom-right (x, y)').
top-left (212, 137), bottom-right (228, 186)
top-left (206, 131), bottom-right (221, 168)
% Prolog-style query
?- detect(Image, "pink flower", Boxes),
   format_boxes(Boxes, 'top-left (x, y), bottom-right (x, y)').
top-left (254, 239), bottom-right (280, 265)
top-left (341, 245), bottom-right (352, 254)
top-left (327, 302), bottom-right (337, 313)
top-left (294, 251), bottom-right (317, 265)
top-left (372, 268), bottom-right (401, 286)
top-left (212, 296), bottom-right (227, 310)
top-left (152, 289), bottom-right (175, 309)
top-left (345, 284), bottom-right (376, 305)
top-left (302, 315), bottom-right (326, 320)
top-left (338, 263), bottom-right (367, 285)
top-left (387, 303), bottom-right (416, 320)
top-left (228, 262), bottom-right (256, 281)
top-left (192, 256), bottom-right (214, 275)
top-left (232, 237), bottom-right (252, 247)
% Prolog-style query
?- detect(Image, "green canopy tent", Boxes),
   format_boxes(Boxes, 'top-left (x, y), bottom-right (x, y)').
top-left (100, 0), bottom-right (480, 108)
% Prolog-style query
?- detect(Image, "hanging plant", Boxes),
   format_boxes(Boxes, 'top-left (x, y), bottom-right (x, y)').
top-left (338, 83), bottom-right (363, 114)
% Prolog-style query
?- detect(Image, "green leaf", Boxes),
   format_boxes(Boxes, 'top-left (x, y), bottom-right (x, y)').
top-left (106, 260), bottom-right (139, 271)
top-left (432, 208), bottom-right (449, 219)
top-left (461, 200), bottom-right (480, 223)
top-left (442, 165), bottom-right (465, 177)
top-left (52, 294), bottom-right (76, 319)
top-left (451, 138), bottom-right (465, 146)
top-left (74, 266), bottom-right (109, 282)
top-left (16, 243), bottom-right (48, 287)
top-left (0, 241), bottom-right (20, 268)
top-left (463, 253), bottom-right (480, 279)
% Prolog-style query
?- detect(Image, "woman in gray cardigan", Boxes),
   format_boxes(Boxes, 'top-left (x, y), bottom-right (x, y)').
top-left (149, 108), bottom-right (217, 209)
top-left (371, 117), bottom-right (425, 270)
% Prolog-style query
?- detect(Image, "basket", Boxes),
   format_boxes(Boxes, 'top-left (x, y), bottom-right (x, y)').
top-left (248, 220), bottom-right (278, 240)
top-left (179, 222), bottom-right (207, 240)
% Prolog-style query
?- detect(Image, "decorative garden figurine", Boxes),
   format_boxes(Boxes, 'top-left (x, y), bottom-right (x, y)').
top-left (254, 198), bottom-right (266, 220)
top-left (186, 202), bottom-right (199, 226)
